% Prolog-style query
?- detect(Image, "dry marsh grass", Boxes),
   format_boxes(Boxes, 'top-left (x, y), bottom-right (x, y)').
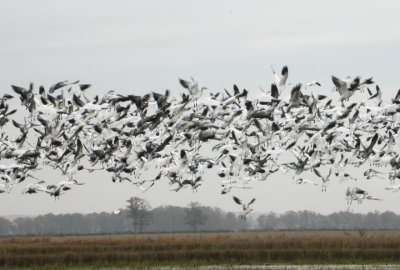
top-left (1, 231), bottom-right (400, 268)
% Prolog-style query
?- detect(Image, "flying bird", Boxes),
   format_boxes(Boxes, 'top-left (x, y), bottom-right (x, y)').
top-left (233, 195), bottom-right (256, 219)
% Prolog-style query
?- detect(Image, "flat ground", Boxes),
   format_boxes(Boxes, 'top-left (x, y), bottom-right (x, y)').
top-left (1, 230), bottom-right (400, 269)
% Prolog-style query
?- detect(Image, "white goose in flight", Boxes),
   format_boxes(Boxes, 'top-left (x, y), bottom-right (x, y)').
top-left (233, 195), bottom-right (255, 219)
top-left (271, 65), bottom-right (289, 90)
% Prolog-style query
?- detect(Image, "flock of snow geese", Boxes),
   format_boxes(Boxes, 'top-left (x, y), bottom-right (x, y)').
top-left (1, 66), bottom-right (400, 217)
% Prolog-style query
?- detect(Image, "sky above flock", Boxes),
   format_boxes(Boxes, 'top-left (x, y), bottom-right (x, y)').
top-left (1, 0), bottom-right (400, 216)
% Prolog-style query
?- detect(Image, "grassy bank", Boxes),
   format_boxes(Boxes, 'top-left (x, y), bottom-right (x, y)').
top-left (1, 232), bottom-right (400, 269)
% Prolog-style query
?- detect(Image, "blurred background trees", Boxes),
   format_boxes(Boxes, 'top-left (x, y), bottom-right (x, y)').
top-left (126, 196), bottom-right (153, 233)
top-left (4, 199), bottom-right (400, 236)
top-left (184, 202), bottom-right (207, 232)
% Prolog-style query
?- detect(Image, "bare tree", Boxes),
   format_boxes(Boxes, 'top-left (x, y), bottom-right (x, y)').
top-left (126, 197), bottom-right (153, 233)
top-left (184, 202), bottom-right (207, 232)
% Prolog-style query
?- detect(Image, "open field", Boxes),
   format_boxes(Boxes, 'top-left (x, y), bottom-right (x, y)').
top-left (1, 231), bottom-right (400, 269)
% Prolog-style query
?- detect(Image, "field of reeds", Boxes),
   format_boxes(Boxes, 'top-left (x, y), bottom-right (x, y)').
top-left (1, 231), bottom-right (400, 269)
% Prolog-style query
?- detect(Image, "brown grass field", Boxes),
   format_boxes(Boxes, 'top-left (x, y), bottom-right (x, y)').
top-left (1, 231), bottom-right (400, 269)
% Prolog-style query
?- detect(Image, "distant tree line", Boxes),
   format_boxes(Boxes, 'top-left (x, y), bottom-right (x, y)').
top-left (0, 198), bottom-right (248, 236)
top-left (256, 210), bottom-right (400, 231)
top-left (2, 200), bottom-right (400, 236)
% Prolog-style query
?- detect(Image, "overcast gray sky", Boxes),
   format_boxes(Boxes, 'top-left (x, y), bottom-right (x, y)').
top-left (1, 0), bottom-right (400, 217)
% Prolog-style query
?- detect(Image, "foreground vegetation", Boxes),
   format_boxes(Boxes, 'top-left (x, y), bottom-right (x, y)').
top-left (1, 231), bottom-right (400, 269)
